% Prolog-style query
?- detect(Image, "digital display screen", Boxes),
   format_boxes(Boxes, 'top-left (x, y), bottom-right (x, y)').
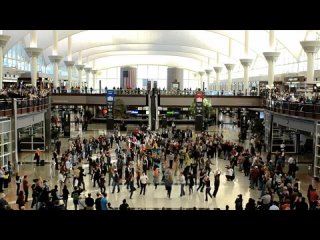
top-left (259, 112), bottom-right (264, 119)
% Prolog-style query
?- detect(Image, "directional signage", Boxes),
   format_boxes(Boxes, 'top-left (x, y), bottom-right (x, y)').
top-left (106, 90), bottom-right (115, 130)
top-left (194, 91), bottom-right (204, 131)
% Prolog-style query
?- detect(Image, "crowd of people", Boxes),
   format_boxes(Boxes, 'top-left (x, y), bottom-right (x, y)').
top-left (0, 85), bottom-right (49, 100)
top-left (1, 120), bottom-right (319, 211)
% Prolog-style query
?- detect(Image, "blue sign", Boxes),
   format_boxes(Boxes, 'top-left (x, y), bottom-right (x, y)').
top-left (106, 90), bottom-right (115, 102)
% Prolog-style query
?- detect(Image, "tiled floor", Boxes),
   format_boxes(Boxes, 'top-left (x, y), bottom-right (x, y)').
top-left (2, 119), bottom-right (318, 210)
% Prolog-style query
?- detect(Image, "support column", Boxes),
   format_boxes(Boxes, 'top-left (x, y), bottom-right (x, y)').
top-left (198, 71), bottom-right (205, 91)
top-left (64, 61), bottom-right (75, 90)
top-left (25, 47), bottom-right (42, 87)
top-left (48, 56), bottom-right (63, 88)
top-left (84, 67), bottom-right (92, 91)
top-left (213, 66), bottom-right (222, 91)
top-left (225, 64), bottom-right (235, 91)
top-left (300, 41), bottom-right (320, 83)
top-left (240, 59), bottom-right (253, 94)
top-left (263, 52), bottom-right (280, 87)
top-left (75, 64), bottom-right (85, 88)
top-left (91, 70), bottom-right (98, 91)
top-left (167, 67), bottom-right (183, 90)
top-left (205, 69), bottom-right (212, 91)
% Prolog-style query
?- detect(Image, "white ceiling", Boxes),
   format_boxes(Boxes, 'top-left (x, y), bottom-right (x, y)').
top-left (2, 30), bottom-right (319, 72)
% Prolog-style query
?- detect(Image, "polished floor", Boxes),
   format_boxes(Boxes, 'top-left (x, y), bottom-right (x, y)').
top-left (3, 121), bottom-right (317, 210)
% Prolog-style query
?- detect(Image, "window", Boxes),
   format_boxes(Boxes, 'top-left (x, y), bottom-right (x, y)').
top-left (183, 70), bottom-right (200, 90)
top-left (136, 65), bottom-right (167, 89)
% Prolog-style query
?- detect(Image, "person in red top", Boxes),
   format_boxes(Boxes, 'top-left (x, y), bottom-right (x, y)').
top-left (307, 184), bottom-right (319, 210)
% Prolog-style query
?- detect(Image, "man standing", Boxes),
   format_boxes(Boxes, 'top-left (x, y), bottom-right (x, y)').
top-left (119, 199), bottom-right (129, 210)
top-left (101, 192), bottom-right (108, 210)
top-left (55, 140), bottom-right (61, 155)
top-left (212, 170), bottom-right (221, 198)
top-left (95, 192), bottom-right (102, 210)
top-left (85, 193), bottom-right (95, 210)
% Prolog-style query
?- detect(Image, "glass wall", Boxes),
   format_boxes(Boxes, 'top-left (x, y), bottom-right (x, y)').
top-left (4, 42), bottom-right (30, 71)
top-left (97, 67), bottom-right (121, 90)
top-left (136, 65), bottom-right (167, 89)
top-left (18, 122), bottom-right (44, 151)
top-left (183, 69), bottom-right (200, 89)
top-left (0, 119), bottom-right (11, 167)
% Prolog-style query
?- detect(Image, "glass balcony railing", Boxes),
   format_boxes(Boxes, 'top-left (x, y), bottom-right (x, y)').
top-left (263, 98), bottom-right (320, 119)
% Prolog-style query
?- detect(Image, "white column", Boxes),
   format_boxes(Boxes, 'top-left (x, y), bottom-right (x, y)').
top-left (84, 67), bottom-right (92, 89)
top-left (205, 69), bottom-right (212, 90)
top-left (244, 30), bottom-right (249, 56)
top-left (213, 66), bottom-right (222, 91)
top-left (64, 35), bottom-right (74, 89)
top-left (25, 48), bottom-right (42, 87)
top-left (300, 41), bottom-right (320, 84)
top-left (75, 65), bottom-right (85, 88)
top-left (263, 31), bottom-right (280, 88)
top-left (269, 30), bottom-right (275, 49)
top-left (198, 71), bottom-right (204, 90)
top-left (68, 36), bottom-right (72, 61)
top-left (225, 64), bottom-right (235, 91)
top-left (263, 52), bottom-right (280, 87)
top-left (91, 70), bottom-right (98, 91)
top-left (53, 30), bottom-right (58, 55)
top-left (240, 59), bottom-right (253, 93)
top-left (48, 57), bottom-right (63, 88)
top-left (30, 30), bottom-right (37, 48)
top-left (0, 35), bottom-right (10, 89)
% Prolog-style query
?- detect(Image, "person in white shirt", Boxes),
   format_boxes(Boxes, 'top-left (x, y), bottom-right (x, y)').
top-left (226, 166), bottom-right (234, 181)
top-left (139, 173), bottom-right (148, 195)
top-left (179, 172), bottom-right (186, 197)
top-left (287, 155), bottom-right (296, 177)
top-left (269, 201), bottom-right (280, 210)
top-left (58, 171), bottom-right (65, 194)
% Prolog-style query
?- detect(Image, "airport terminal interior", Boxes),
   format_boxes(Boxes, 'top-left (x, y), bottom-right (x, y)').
top-left (1, 30), bottom-right (320, 210)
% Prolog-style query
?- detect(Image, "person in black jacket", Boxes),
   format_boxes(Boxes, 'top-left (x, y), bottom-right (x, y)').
top-left (212, 170), bottom-right (221, 198)
top-left (85, 193), bottom-right (95, 210)
top-left (119, 199), bottom-right (129, 210)
top-left (204, 176), bottom-right (213, 201)
top-left (62, 185), bottom-right (69, 210)
top-left (95, 192), bottom-right (102, 210)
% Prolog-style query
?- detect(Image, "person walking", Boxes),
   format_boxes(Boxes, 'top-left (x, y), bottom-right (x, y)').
top-left (112, 170), bottom-right (120, 193)
top-left (129, 174), bottom-right (136, 199)
top-left (15, 173), bottom-right (21, 196)
top-left (139, 172), bottom-right (148, 195)
top-left (235, 194), bottom-right (243, 210)
top-left (212, 170), bottom-right (221, 198)
top-left (153, 168), bottom-right (160, 189)
top-left (62, 185), bottom-right (69, 210)
top-left (22, 175), bottom-right (29, 202)
top-left (204, 176), bottom-right (213, 201)
top-left (165, 169), bottom-right (174, 198)
top-left (179, 171), bottom-right (186, 197)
